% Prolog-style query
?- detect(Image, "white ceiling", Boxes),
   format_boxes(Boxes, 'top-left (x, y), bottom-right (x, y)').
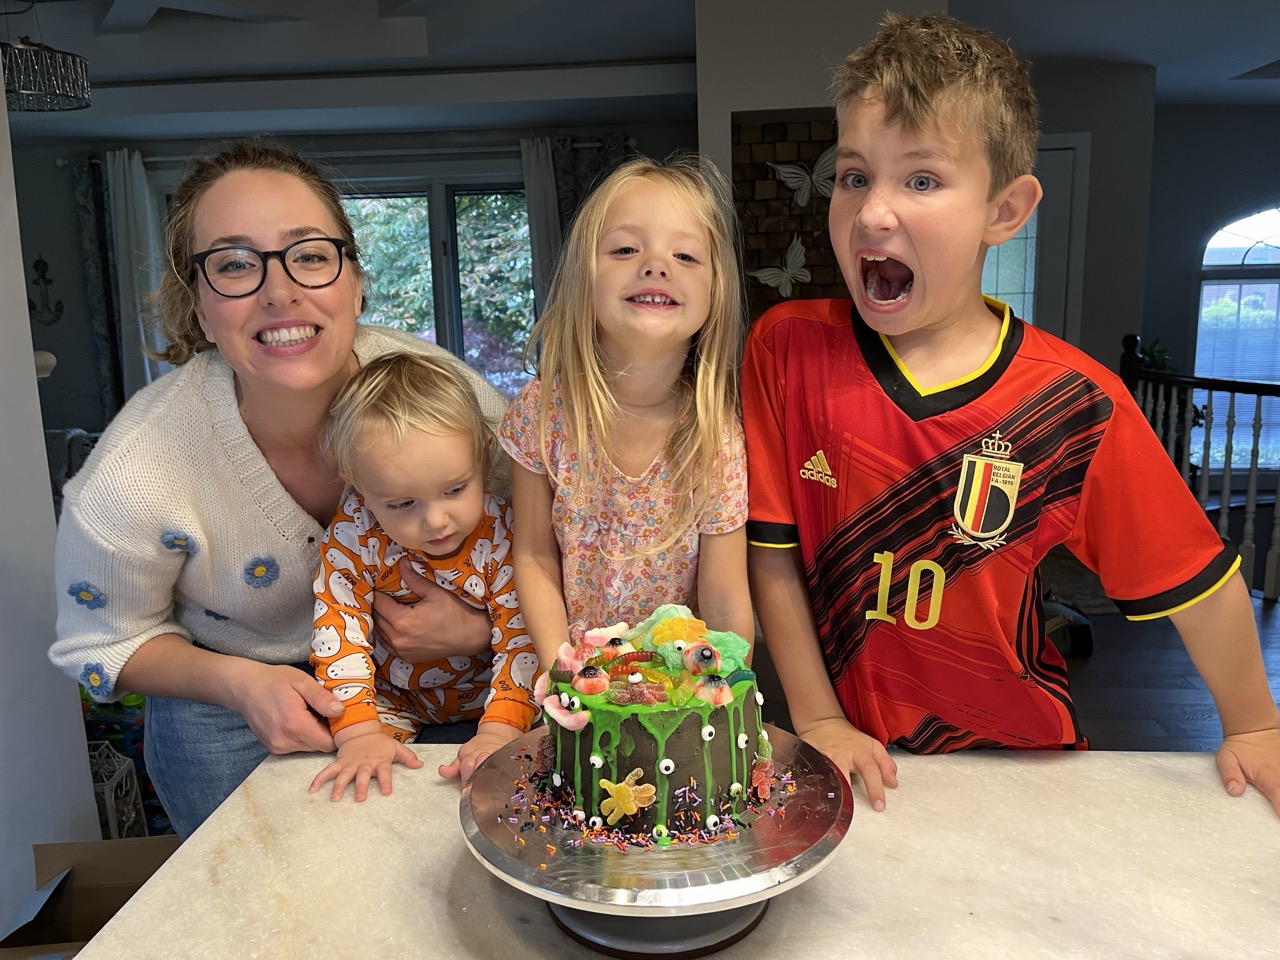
top-left (3, 0), bottom-right (1278, 147)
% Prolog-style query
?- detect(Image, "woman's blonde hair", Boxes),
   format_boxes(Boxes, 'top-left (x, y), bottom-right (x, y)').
top-left (321, 352), bottom-right (492, 490)
top-left (148, 138), bottom-right (362, 365)
top-left (832, 13), bottom-right (1039, 195)
top-left (524, 154), bottom-right (745, 553)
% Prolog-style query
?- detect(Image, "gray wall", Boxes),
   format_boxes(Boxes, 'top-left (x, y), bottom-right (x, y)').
top-left (17, 147), bottom-right (109, 432)
top-left (0, 105), bottom-right (99, 939)
top-left (695, 0), bottom-right (938, 175)
top-left (1034, 60), bottom-right (1157, 368)
top-left (1144, 104), bottom-right (1280, 372)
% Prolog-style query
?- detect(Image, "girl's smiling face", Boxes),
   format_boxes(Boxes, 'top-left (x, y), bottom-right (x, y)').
top-left (592, 176), bottom-right (713, 364)
top-left (192, 168), bottom-right (363, 398)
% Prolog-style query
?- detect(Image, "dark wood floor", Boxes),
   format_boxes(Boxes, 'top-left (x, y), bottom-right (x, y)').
top-left (1067, 595), bottom-right (1280, 751)
top-left (755, 595), bottom-right (1280, 752)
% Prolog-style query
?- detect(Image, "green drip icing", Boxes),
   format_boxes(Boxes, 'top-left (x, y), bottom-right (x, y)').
top-left (552, 678), bottom-right (763, 829)
top-left (636, 708), bottom-right (687, 827)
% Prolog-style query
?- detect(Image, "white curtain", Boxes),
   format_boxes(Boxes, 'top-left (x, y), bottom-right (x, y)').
top-left (104, 149), bottom-right (167, 396)
top-left (519, 137), bottom-right (561, 317)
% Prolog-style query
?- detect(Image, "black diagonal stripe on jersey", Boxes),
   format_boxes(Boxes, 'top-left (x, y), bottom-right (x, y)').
top-left (1019, 566), bottom-right (1085, 743)
top-left (809, 370), bottom-right (1113, 685)
top-left (895, 714), bottom-right (1011, 753)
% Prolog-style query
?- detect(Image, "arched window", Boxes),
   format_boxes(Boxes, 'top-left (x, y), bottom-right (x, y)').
top-left (1193, 207), bottom-right (1280, 468)
top-left (1196, 207), bottom-right (1280, 381)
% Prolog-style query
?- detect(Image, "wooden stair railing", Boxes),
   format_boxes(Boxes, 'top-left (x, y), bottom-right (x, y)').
top-left (1119, 348), bottom-right (1280, 600)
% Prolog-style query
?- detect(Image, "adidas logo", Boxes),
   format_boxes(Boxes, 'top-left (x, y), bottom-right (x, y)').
top-left (799, 449), bottom-right (837, 488)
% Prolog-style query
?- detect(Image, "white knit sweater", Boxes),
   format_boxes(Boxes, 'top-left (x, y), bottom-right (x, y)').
top-left (50, 325), bottom-right (510, 702)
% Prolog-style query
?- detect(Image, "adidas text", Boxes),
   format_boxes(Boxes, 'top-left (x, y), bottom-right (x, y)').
top-left (799, 450), bottom-right (838, 488)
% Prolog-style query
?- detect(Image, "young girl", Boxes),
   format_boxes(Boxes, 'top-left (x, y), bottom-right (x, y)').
top-left (498, 155), bottom-right (754, 668)
top-left (309, 352), bottom-right (537, 801)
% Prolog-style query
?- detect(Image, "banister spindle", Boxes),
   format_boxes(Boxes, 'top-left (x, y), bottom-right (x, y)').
top-left (1240, 394), bottom-right (1263, 584)
top-left (1218, 393), bottom-right (1236, 539)
top-left (1198, 391), bottom-right (1214, 509)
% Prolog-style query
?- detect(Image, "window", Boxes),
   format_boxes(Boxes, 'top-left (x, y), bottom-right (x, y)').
top-left (1193, 207), bottom-right (1280, 468)
top-left (451, 190), bottom-right (535, 398)
top-left (338, 156), bottom-right (536, 399)
top-left (981, 208), bottom-right (1038, 324)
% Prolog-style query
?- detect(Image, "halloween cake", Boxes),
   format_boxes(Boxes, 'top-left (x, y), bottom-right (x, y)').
top-left (534, 604), bottom-right (774, 840)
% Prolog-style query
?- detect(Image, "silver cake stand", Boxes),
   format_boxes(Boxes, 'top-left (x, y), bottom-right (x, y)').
top-left (460, 724), bottom-right (854, 958)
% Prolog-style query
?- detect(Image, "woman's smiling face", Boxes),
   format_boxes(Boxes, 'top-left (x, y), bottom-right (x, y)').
top-left (192, 168), bottom-right (363, 397)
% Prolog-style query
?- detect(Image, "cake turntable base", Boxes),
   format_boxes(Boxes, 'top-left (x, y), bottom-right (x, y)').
top-left (460, 725), bottom-right (853, 957)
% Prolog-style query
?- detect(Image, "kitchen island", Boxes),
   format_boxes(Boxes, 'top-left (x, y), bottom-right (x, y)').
top-left (75, 745), bottom-right (1280, 958)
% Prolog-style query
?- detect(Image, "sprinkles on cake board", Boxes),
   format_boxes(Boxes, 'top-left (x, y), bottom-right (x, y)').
top-left (501, 756), bottom-right (791, 854)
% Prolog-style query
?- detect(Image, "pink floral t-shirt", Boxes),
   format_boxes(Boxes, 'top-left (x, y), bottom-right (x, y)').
top-left (498, 379), bottom-right (747, 641)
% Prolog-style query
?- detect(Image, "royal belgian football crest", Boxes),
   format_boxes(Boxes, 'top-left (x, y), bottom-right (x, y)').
top-left (951, 431), bottom-right (1023, 548)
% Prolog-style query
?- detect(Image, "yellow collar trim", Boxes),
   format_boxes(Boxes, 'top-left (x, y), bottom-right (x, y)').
top-left (880, 296), bottom-right (1012, 397)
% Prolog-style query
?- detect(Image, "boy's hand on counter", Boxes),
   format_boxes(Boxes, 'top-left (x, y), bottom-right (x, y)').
top-left (1217, 725), bottom-right (1280, 817)
top-left (799, 715), bottom-right (899, 812)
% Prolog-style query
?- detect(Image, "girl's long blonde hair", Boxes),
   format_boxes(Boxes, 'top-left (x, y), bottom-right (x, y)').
top-left (524, 154), bottom-right (745, 554)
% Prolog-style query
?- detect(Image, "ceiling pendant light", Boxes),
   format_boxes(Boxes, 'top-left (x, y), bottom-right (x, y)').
top-left (1, 34), bottom-right (91, 112)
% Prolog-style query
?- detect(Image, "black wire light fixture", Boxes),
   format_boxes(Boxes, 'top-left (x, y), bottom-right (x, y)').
top-left (1, 34), bottom-right (90, 111)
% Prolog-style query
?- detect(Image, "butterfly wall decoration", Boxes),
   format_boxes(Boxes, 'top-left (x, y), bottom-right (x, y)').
top-left (748, 235), bottom-right (811, 299)
top-left (767, 143), bottom-right (837, 208)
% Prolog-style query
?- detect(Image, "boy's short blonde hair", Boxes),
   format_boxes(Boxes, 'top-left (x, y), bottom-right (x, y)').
top-left (322, 352), bottom-right (491, 489)
top-left (832, 13), bottom-right (1039, 194)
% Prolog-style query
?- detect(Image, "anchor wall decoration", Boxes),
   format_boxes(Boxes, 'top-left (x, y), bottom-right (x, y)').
top-left (29, 254), bottom-right (64, 326)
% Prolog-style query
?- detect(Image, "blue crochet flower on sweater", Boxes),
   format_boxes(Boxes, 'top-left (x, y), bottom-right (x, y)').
top-left (79, 662), bottom-right (112, 698)
top-left (243, 556), bottom-right (280, 588)
top-left (161, 531), bottom-right (198, 554)
top-left (68, 581), bottom-right (106, 609)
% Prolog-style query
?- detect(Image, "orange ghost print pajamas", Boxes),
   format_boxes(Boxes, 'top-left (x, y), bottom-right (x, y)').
top-left (310, 490), bottom-right (540, 742)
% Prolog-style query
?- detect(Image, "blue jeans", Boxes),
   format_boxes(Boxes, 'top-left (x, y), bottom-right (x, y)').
top-left (145, 690), bottom-right (481, 838)
top-left (144, 694), bottom-right (269, 839)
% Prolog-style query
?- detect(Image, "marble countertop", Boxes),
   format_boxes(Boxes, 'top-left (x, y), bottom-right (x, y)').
top-left (76, 745), bottom-right (1280, 959)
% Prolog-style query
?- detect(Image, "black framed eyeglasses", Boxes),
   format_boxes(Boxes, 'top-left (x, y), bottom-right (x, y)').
top-left (191, 237), bottom-right (349, 298)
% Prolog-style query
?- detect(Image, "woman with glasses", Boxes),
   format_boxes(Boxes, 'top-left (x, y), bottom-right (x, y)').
top-left (49, 140), bottom-right (509, 838)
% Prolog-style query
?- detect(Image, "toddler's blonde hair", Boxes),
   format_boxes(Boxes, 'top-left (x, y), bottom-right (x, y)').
top-left (322, 352), bottom-right (491, 490)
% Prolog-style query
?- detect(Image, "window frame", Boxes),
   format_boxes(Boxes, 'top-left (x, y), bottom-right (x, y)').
top-left (1193, 211), bottom-right (1280, 481)
top-left (331, 154), bottom-right (525, 358)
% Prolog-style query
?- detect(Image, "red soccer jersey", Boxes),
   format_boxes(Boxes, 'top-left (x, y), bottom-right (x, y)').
top-left (743, 298), bottom-right (1238, 752)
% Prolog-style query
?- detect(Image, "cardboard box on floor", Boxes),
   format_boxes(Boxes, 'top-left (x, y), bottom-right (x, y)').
top-left (0, 835), bottom-right (180, 960)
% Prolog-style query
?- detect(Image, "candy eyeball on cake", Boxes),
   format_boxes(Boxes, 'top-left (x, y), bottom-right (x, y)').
top-left (683, 641), bottom-right (721, 675)
top-left (571, 665), bottom-right (608, 696)
top-left (602, 636), bottom-right (635, 658)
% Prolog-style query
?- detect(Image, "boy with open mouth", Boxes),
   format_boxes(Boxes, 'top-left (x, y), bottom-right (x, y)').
top-left (743, 13), bottom-right (1280, 818)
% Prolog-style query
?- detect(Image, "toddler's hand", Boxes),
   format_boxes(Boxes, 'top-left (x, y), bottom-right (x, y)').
top-left (798, 716), bottom-right (899, 812)
top-left (438, 722), bottom-right (523, 784)
top-left (309, 729), bottom-right (423, 802)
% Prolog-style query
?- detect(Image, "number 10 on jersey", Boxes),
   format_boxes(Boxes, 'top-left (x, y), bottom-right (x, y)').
top-left (866, 551), bottom-right (945, 629)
